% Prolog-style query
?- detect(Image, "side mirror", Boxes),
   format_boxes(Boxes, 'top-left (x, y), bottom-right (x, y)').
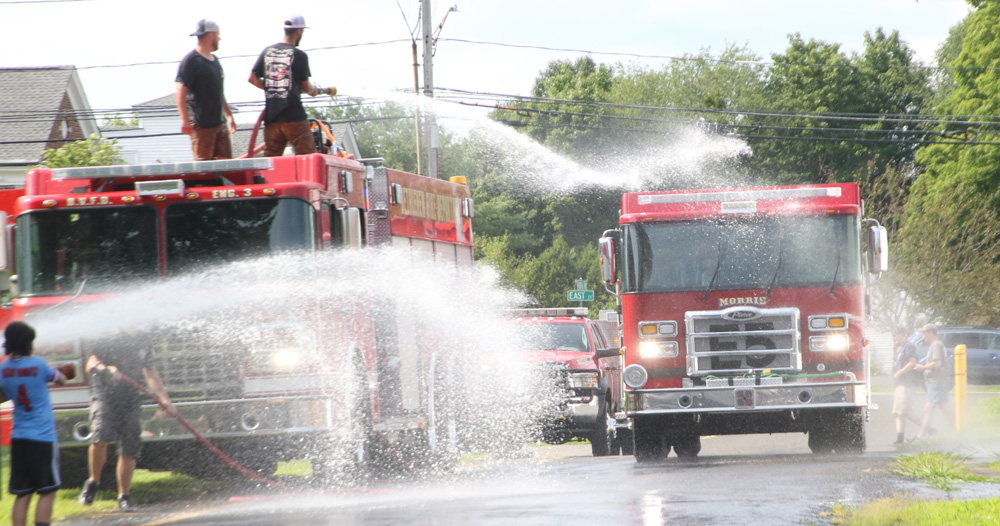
top-left (595, 347), bottom-right (622, 359)
top-left (599, 236), bottom-right (616, 284)
top-left (868, 225), bottom-right (888, 274)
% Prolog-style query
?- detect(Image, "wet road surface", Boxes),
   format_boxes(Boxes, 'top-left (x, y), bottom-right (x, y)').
top-left (61, 391), bottom-right (1000, 526)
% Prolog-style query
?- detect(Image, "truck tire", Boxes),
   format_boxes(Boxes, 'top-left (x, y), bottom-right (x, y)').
top-left (632, 417), bottom-right (665, 463)
top-left (590, 398), bottom-right (613, 457)
top-left (617, 428), bottom-right (635, 456)
top-left (671, 434), bottom-right (701, 458)
top-left (808, 408), bottom-right (866, 455)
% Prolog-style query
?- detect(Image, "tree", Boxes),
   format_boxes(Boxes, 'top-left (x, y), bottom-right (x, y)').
top-left (900, 2), bottom-right (1000, 325)
top-left (37, 134), bottom-right (122, 168)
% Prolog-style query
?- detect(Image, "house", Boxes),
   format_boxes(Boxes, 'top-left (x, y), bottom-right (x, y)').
top-left (0, 66), bottom-right (100, 186)
top-left (105, 94), bottom-right (362, 161)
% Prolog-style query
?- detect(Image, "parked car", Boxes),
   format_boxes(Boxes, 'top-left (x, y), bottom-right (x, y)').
top-left (908, 326), bottom-right (1000, 385)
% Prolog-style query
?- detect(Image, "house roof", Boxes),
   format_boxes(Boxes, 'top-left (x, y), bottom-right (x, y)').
top-left (0, 66), bottom-right (98, 165)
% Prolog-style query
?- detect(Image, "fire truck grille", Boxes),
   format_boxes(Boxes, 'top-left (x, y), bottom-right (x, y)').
top-left (685, 307), bottom-right (801, 376)
top-left (153, 343), bottom-right (242, 399)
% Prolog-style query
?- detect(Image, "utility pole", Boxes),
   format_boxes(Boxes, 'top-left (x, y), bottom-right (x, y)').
top-left (421, 0), bottom-right (438, 179)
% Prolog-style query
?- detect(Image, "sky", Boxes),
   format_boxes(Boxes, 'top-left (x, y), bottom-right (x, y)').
top-left (1, 0), bottom-right (973, 126)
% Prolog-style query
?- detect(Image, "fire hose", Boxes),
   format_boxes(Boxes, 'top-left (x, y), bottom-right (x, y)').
top-left (112, 371), bottom-right (291, 490)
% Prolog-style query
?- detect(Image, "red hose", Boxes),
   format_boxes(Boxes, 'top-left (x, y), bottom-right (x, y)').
top-left (240, 110), bottom-right (267, 159)
top-left (114, 372), bottom-right (291, 490)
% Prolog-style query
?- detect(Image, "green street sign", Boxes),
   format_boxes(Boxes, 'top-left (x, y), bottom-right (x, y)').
top-left (567, 290), bottom-right (594, 302)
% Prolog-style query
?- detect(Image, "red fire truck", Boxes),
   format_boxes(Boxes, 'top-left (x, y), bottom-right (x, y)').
top-left (0, 143), bottom-right (475, 482)
top-left (598, 183), bottom-right (888, 461)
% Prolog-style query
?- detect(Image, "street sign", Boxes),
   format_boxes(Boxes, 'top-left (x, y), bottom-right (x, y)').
top-left (567, 290), bottom-right (594, 302)
top-left (575, 279), bottom-right (588, 291)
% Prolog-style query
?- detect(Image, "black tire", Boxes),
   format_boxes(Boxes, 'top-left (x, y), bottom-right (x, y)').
top-left (617, 428), bottom-right (635, 456)
top-left (633, 417), bottom-right (665, 463)
top-left (590, 398), bottom-right (612, 457)
top-left (808, 409), bottom-right (866, 455)
top-left (671, 434), bottom-right (701, 458)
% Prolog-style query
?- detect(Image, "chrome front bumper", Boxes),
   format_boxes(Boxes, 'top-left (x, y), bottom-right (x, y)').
top-left (627, 380), bottom-right (868, 415)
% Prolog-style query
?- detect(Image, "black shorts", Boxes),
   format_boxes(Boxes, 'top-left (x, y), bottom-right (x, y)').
top-left (9, 439), bottom-right (60, 496)
top-left (90, 398), bottom-right (143, 458)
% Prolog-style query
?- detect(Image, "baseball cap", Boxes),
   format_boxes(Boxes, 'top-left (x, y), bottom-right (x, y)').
top-left (190, 19), bottom-right (220, 37)
top-left (284, 15), bottom-right (308, 29)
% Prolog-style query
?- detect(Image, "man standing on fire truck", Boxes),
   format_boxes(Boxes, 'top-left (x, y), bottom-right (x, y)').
top-left (248, 15), bottom-right (335, 157)
top-left (175, 19), bottom-right (237, 161)
top-left (78, 332), bottom-right (175, 512)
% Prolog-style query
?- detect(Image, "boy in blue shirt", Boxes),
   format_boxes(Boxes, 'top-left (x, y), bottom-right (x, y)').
top-left (0, 322), bottom-right (68, 526)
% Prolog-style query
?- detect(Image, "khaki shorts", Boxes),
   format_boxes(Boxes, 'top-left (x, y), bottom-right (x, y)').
top-left (90, 398), bottom-right (143, 458)
top-left (190, 124), bottom-right (233, 161)
top-left (263, 120), bottom-right (316, 157)
top-left (892, 385), bottom-right (916, 415)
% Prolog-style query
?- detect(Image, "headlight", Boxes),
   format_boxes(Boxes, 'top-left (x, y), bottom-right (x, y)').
top-left (808, 314), bottom-right (848, 331)
top-left (568, 372), bottom-right (599, 389)
top-left (809, 334), bottom-right (850, 352)
top-left (639, 341), bottom-right (679, 359)
top-left (272, 349), bottom-right (301, 369)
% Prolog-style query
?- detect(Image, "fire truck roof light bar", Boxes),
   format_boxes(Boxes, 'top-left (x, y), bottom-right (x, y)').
top-left (637, 187), bottom-right (842, 206)
top-left (509, 308), bottom-right (589, 318)
top-left (50, 158), bottom-right (274, 180)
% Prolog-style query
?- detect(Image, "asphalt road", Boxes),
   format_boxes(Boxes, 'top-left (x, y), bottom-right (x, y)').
top-left (62, 391), bottom-right (1000, 526)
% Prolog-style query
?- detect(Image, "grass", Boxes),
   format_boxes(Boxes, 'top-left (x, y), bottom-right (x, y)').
top-left (890, 452), bottom-right (995, 491)
top-left (830, 449), bottom-right (1000, 524)
top-left (832, 496), bottom-right (1000, 526)
top-left (0, 446), bottom-right (231, 523)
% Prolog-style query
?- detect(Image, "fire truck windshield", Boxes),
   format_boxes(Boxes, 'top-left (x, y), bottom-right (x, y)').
top-left (16, 207), bottom-right (159, 295)
top-left (622, 215), bottom-right (861, 293)
top-left (513, 322), bottom-right (591, 352)
top-left (165, 197), bottom-right (315, 276)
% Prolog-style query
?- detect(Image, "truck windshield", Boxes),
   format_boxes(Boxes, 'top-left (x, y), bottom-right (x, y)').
top-left (513, 323), bottom-right (590, 352)
top-left (165, 197), bottom-right (316, 276)
top-left (16, 207), bottom-right (159, 295)
top-left (622, 215), bottom-right (862, 293)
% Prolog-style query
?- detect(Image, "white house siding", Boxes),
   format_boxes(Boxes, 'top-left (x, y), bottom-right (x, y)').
top-left (102, 96), bottom-right (195, 164)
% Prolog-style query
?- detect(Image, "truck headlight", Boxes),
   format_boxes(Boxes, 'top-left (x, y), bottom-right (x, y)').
top-left (568, 372), bottom-right (599, 389)
top-left (639, 341), bottom-right (679, 359)
top-left (273, 349), bottom-right (301, 369)
top-left (809, 334), bottom-right (849, 352)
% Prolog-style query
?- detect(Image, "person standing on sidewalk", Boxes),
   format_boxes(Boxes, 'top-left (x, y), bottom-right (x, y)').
top-left (176, 19), bottom-right (237, 160)
top-left (891, 327), bottom-right (922, 444)
top-left (914, 324), bottom-right (953, 440)
top-left (0, 322), bottom-right (68, 526)
top-left (248, 15), bottom-right (335, 157)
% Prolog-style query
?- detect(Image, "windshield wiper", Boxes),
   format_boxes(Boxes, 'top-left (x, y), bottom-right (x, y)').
top-left (828, 227), bottom-right (843, 295)
top-left (766, 234), bottom-right (784, 298)
top-left (702, 239), bottom-right (726, 300)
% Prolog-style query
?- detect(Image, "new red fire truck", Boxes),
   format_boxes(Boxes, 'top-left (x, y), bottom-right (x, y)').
top-left (0, 144), bottom-right (475, 482)
top-left (598, 183), bottom-right (888, 461)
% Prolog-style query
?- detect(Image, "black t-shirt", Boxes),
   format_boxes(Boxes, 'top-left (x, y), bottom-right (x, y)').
top-left (893, 341), bottom-right (922, 387)
top-left (89, 335), bottom-right (155, 404)
top-left (251, 43), bottom-right (311, 124)
top-left (176, 50), bottom-right (226, 128)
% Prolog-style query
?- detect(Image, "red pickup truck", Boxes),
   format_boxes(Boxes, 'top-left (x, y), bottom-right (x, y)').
top-left (508, 308), bottom-right (630, 456)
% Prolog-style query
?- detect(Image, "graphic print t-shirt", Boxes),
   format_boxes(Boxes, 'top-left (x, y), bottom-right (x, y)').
top-left (251, 43), bottom-right (311, 124)
top-left (0, 355), bottom-right (59, 442)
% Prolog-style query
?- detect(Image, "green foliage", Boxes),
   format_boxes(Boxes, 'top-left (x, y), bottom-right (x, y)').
top-left (37, 134), bottom-right (122, 168)
top-left (747, 31), bottom-right (930, 184)
top-left (839, 496), bottom-right (1000, 526)
top-left (102, 112), bottom-right (139, 127)
top-left (901, 3), bottom-right (1000, 325)
top-left (892, 452), bottom-right (994, 491)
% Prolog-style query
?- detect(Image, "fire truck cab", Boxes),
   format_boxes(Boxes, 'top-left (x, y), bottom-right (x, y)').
top-left (599, 184), bottom-right (888, 461)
